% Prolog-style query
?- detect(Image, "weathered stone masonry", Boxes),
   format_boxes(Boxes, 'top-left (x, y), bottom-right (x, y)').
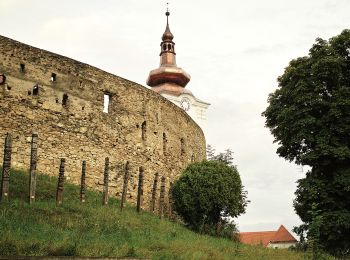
top-left (0, 35), bottom-right (206, 209)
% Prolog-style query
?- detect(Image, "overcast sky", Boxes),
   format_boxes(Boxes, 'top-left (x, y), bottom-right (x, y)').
top-left (1, 0), bottom-right (349, 236)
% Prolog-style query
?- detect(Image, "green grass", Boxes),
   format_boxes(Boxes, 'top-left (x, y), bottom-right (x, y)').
top-left (0, 169), bottom-right (333, 259)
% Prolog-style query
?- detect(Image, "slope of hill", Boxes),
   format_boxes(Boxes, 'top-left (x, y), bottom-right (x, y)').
top-left (0, 169), bottom-right (329, 259)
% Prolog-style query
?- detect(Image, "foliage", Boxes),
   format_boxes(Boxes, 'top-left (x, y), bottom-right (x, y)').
top-left (293, 168), bottom-right (350, 257)
top-left (262, 29), bottom-right (350, 166)
top-left (0, 168), bottom-right (313, 259)
top-left (172, 160), bottom-right (248, 236)
top-left (263, 29), bottom-right (350, 257)
top-left (206, 145), bottom-right (235, 168)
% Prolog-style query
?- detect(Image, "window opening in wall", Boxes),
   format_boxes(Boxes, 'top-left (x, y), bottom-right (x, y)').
top-left (163, 133), bottom-right (167, 155)
top-left (51, 73), bottom-right (56, 82)
top-left (103, 93), bottom-right (110, 113)
top-left (141, 121), bottom-right (147, 141)
top-left (7, 86), bottom-right (11, 91)
top-left (62, 93), bottom-right (68, 106)
top-left (28, 90), bottom-right (31, 95)
top-left (32, 84), bottom-right (39, 95)
top-left (55, 98), bottom-right (59, 104)
top-left (20, 64), bottom-right (25, 72)
top-left (82, 106), bottom-right (85, 111)
top-left (180, 138), bottom-right (185, 155)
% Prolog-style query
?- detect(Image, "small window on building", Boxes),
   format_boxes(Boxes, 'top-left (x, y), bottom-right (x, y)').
top-left (62, 93), bottom-right (68, 106)
top-left (163, 133), bottom-right (167, 155)
top-left (20, 64), bottom-right (25, 72)
top-left (32, 84), bottom-right (39, 95)
top-left (180, 138), bottom-right (186, 155)
top-left (103, 93), bottom-right (110, 113)
top-left (51, 73), bottom-right (56, 82)
top-left (168, 43), bottom-right (171, 50)
top-left (163, 44), bottom-right (166, 51)
top-left (141, 121), bottom-right (147, 141)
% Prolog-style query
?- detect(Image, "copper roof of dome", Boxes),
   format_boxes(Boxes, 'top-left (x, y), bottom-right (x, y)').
top-left (146, 7), bottom-right (191, 90)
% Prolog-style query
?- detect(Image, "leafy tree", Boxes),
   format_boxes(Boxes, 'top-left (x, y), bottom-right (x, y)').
top-left (206, 144), bottom-right (216, 160)
top-left (263, 29), bottom-right (350, 256)
top-left (207, 145), bottom-right (236, 168)
top-left (172, 160), bottom-right (248, 237)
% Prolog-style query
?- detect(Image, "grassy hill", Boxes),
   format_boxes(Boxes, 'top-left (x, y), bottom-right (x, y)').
top-left (0, 169), bottom-right (331, 259)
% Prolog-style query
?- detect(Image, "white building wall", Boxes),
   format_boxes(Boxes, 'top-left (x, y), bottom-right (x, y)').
top-left (267, 242), bottom-right (297, 249)
top-left (161, 93), bottom-right (209, 136)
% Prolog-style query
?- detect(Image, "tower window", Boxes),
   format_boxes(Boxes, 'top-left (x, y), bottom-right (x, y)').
top-left (32, 84), bottom-right (39, 95)
top-left (62, 93), bottom-right (68, 106)
top-left (103, 93), bottom-right (110, 113)
top-left (51, 73), bottom-right (56, 82)
top-left (20, 64), bottom-right (25, 72)
top-left (167, 43), bottom-right (171, 50)
top-left (163, 44), bottom-right (166, 51)
top-left (141, 121), bottom-right (147, 141)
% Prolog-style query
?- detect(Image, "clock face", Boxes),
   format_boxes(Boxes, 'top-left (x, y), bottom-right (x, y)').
top-left (180, 98), bottom-right (191, 111)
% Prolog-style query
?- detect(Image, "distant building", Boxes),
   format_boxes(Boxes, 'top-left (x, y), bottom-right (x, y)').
top-left (239, 225), bottom-right (298, 249)
top-left (146, 9), bottom-right (210, 134)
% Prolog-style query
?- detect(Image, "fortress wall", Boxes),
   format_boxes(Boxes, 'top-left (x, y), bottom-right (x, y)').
top-left (0, 35), bottom-right (206, 208)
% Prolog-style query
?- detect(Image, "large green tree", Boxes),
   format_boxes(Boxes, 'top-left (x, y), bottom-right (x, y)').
top-left (172, 160), bottom-right (248, 236)
top-left (263, 29), bottom-right (350, 256)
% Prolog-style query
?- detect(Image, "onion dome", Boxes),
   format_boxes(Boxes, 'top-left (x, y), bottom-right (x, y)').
top-left (146, 7), bottom-right (191, 95)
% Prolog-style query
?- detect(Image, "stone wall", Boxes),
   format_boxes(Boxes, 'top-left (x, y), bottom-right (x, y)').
top-left (0, 35), bottom-right (206, 209)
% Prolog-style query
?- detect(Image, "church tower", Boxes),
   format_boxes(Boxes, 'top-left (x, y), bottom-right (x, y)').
top-left (146, 8), bottom-right (210, 134)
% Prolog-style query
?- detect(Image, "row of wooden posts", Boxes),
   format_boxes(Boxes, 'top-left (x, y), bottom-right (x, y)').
top-left (0, 133), bottom-right (173, 219)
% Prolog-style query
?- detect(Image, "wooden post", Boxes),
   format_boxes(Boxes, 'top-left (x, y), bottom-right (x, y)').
top-left (56, 158), bottom-right (65, 205)
top-left (102, 157), bottom-right (109, 205)
top-left (80, 160), bottom-right (86, 203)
top-left (150, 172), bottom-right (159, 212)
top-left (120, 161), bottom-right (130, 211)
top-left (136, 166), bottom-right (144, 213)
top-left (159, 176), bottom-right (166, 219)
top-left (168, 181), bottom-right (173, 220)
top-left (28, 132), bottom-right (38, 204)
top-left (1, 133), bottom-right (12, 202)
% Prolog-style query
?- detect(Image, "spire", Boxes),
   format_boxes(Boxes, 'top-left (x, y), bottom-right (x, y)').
top-left (162, 4), bottom-right (174, 41)
top-left (146, 5), bottom-right (191, 95)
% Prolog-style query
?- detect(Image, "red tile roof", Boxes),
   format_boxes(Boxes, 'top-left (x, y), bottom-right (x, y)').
top-left (239, 225), bottom-right (297, 247)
